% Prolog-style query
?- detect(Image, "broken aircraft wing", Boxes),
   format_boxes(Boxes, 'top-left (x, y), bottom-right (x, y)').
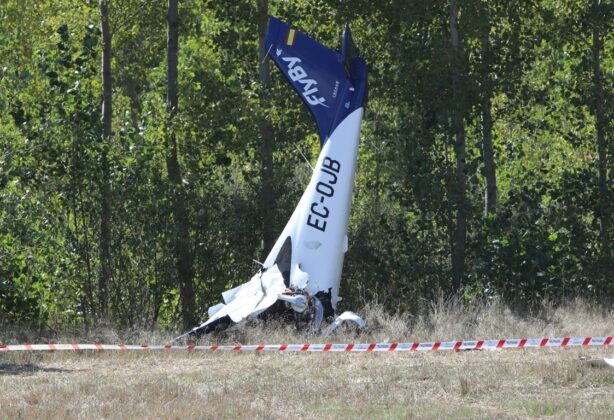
top-left (183, 17), bottom-right (367, 337)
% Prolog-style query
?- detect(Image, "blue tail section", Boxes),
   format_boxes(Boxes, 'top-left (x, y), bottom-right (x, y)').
top-left (265, 17), bottom-right (367, 146)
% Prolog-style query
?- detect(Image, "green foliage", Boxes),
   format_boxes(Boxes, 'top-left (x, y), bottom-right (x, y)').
top-left (1, 0), bottom-right (612, 330)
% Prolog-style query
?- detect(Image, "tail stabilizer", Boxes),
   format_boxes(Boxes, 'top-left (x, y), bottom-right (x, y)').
top-left (265, 17), bottom-right (367, 146)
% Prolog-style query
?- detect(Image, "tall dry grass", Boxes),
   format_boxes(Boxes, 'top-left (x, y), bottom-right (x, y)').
top-left (214, 296), bottom-right (613, 346)
top-left (1, 297), bottom-right (612, 345)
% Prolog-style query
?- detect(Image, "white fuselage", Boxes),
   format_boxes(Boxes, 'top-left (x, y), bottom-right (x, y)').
top-left (263, 107), bottom-right (364, 308)
top-left (194, 107), bottom-right (364, 332)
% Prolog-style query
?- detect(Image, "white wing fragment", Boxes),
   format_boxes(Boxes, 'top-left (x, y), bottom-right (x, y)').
top-left (203, 265), bottom-right (287, 326)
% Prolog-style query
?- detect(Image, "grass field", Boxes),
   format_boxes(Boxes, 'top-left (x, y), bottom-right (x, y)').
top-left (1, 299), bottom-right (613, 419)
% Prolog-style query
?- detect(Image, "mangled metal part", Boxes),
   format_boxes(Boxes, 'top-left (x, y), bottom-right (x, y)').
top-left (322, 311), bottom-right (366, 336)
top-left (283, 290), bottom-right (324, 331)
top-left (174, 265), bottom-right (287, 340)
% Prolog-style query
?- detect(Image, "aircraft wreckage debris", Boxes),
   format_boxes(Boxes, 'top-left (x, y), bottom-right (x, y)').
top-left (178, 17), bottom-right (369, 338)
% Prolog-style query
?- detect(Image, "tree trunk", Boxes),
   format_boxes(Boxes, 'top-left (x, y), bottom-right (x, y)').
top-left (166, 0), bottom-right (197, 330)
top-left (481, 94), bottom-right (497, 216)
top-left (257, 0), bottom-right (275, 258)
top-left (98, 0), bottom-right (113, 319)
top-left (449, 0), bottom-right (467, 292)
top-left (592, 0), bottom-right (610, 259)
top-left (479, 8), bottom-right (497, 216)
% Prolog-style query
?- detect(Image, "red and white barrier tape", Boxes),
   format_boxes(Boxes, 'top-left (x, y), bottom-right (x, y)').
top-left (0, 336), bottom-right (612, 352)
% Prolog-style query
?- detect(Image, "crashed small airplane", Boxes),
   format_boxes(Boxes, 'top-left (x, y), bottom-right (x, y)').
top-left (178, 17), bottom-right (367, 338)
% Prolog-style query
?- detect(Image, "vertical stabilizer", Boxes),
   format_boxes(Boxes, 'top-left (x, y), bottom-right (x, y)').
top-left (265, 17), bottom-right (367, 146)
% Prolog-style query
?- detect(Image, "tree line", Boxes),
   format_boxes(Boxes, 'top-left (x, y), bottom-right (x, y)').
top-left (1, 0), bottom-right (612, 331)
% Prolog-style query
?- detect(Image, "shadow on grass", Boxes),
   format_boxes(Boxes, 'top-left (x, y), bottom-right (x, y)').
top-left (0, 363), bottom-right (73, 376)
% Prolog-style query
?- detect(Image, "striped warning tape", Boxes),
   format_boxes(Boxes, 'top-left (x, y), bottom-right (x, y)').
top-left (0, 336), bottom-right (611, 352)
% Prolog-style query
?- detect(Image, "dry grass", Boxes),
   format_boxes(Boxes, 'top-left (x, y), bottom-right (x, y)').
top-left (199, 296), bottom-right (614, 346)
top-left (1, 299), bottom-right (613, 419)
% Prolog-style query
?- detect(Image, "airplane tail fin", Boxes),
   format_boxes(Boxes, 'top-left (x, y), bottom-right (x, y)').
top-left (265, 17), bottom-right (367, 146)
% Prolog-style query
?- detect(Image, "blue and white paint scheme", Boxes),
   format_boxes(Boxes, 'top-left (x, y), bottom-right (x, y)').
top-left (183, 17), bottom-right (367, 337)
